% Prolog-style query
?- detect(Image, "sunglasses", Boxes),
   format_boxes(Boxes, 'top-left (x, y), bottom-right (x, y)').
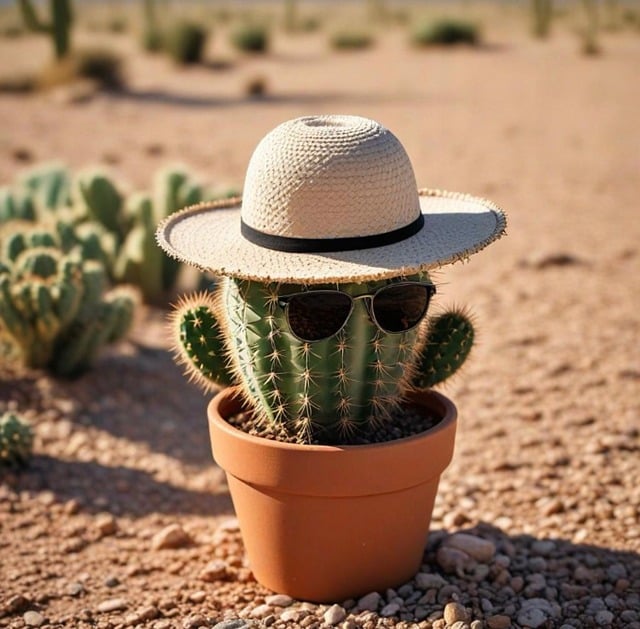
top-left (277, 282), bottom-right (436, 343)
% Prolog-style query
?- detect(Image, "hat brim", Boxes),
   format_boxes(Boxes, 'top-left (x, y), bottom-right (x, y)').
top-left (156, 189), bottom-right (507, 285)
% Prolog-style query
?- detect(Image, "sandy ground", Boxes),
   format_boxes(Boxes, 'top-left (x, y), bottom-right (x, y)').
top-left (0, 14), bottom-right (639, 629)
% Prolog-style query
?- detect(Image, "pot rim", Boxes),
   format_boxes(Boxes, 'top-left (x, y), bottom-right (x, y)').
top-left (209, 386), bottom-right (457, 453)
top-left (208, 386), bottom-right (458, 496)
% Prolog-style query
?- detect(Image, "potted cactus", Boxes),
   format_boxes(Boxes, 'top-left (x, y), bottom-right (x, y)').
top-left (157, 115), bottom-right (506, 602)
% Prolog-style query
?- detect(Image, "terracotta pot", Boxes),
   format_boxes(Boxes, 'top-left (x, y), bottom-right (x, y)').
top-left (208, 386), bottom-right (457, 603)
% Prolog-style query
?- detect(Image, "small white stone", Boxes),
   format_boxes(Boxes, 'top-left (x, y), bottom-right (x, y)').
top-left (151, 524), bottom-right (193, 550)
top-left (23, 611), bottom-right (45, 627)
top-left (98, 598), bottom-right (128, 613)
top-left (265, 594), bottom-right (294, 607)
top-left (443, 533), bottom-right (496, 563)
top-left (250, 604), bottom-right (272, 618)
top-left (323, 604), bottom-right (347, 625)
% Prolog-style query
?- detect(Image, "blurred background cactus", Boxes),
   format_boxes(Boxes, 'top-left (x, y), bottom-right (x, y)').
top-left (17, 0), bottom-right (74, 59)
top-left (171, 275), bottom-right (474, 444)
top-left (0, 413), bottom-right (33, 467)
top-left (164, 20), bottom-right (208, 65)
top-left (0, 163), bottom-right (216, 304)
top-left (0, 225), bottom-right (137, 376)
top-left (531, 0), bottom-right (553, 38)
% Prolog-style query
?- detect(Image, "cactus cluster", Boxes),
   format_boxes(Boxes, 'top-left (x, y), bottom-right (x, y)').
top-left (172, 273), bottom-right (474, 444)
top-left (0, 413), bottom-right (33, 467)
top-left (0, 163), bottom-right (211, 303)
top-left (0, 225), bottom-right (136, 376)
top-left (73, 167), bottom-right (204, 302)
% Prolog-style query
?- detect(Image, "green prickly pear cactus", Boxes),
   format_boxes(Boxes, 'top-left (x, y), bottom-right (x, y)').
top-left (0, 235), bottom-right (137, 376)
top-left (0, 413), bottom-right (33, 467)
top-left (172, 273), bottom-right (474, 444)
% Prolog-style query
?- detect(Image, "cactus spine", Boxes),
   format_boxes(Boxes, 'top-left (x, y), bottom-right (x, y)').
top-left (172, 272), bottom-right (475, 444)
top-left (0, 413), bottom-right (33, 467)
top-left (17, 0), bottom-right (73, 59)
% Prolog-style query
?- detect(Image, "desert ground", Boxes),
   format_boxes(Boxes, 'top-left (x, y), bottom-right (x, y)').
top-left (0, 2), bottom-right (639, 628)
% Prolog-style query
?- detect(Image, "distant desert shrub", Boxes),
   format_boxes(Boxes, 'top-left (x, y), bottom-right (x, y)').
top-left (231, 23), bottom-right (269, 53)
top-left (142, 27), bottom-right (163, 52)
top-left (39, 48), bottom-right (124, 90)
top-left (330, 29), bottom-right (374, 50)
top-left (245, 75), bottom-right (267, 98)
top-left (411, 18), bottom-right (480, 46)
top-left (164, 21), bottom-right (208, 64)
top-left (0, 73), bottom-right (37, 94)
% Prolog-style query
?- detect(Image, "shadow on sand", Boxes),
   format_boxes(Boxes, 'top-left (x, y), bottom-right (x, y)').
top-left (5, 454), bottom-right (233, 517)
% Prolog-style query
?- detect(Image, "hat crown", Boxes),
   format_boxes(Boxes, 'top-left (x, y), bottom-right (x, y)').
top-left (241, 115), bottom-right (421, 240)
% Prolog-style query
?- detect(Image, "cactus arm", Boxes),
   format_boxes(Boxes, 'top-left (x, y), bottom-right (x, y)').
top-left (411, 308), bottom-right (475, 389)
top-left (170, 290), bottom-right (236, 390)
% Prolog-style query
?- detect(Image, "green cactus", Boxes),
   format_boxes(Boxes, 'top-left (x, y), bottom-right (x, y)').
top-left (0, 163), bottom-right (210, 304)
top-left (0, 242), bottom-right (137, 376)
top-left (0, 188), bottom-right (36, 222)
top-left (172, 274), bottom-right (474, 444)
top-left (17, 0), bottom-right (73, 59)
top-left (0, 413), bottom-right (33, 467)
top-left (18, 163), bottom-right (71, 211)
top-left (112, 167), bottom-right (203, 302)
top-left (74, 170), bottom-right (124, 235)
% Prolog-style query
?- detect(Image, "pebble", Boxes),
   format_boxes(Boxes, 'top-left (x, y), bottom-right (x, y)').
top-left (444, 602), bottom-right (469, 624)
top-left (97, 598), bottom-right (128, 613)
top-left (67, 582), bottom-right (84, 596)
top-left (265, 594), bottom-right (294, 607)
top-left (151, 523), bottom-right (193, 550)
top-left (250, 604), bottom-right (272, 618)
top-left (183, 614), bottom-right (207, 629)
top-left (199, 559), bottom-right (229, 582)
top-left (443, 533), bottom-right (496, 562)
top-left (23, 611), bottom-right (45, 627)
top-left (595, 610), bottom-right (615, 626)
top-left (95, 514), bottom-right (118, 536)
top-left (323, 604), bottom-right (347, 625)
top-left (125, 605), bottom-right (159, 625)
top-left (516, 606), bottom-right (547, 628)
top-left (487, 615), bottom-right (512, 629)
top-left (380, 602), bottom-right (401, 617)
top-left (415, 572), bottom-right (447, 589)
top-left (212, 621), bottom-right (250, 629)
top-left (357, 591), bottom-right (381, 611)
top-left (188, 590), bottom-right (207, 603)
top-left (436, 545), bottom-right (475, 574)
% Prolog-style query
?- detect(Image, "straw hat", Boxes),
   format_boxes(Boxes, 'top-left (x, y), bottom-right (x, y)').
top-left (156, 115), bottom-right (506, 284)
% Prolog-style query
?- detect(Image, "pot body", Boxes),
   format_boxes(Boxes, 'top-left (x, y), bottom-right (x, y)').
top-left (208, 386), bottom-right (457, 603)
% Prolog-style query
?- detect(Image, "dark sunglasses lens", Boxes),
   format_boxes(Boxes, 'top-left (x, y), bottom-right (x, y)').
top-left (373, 284), bottom-right (432, 333)
top-left (286, 292), bottom-right (352, 341)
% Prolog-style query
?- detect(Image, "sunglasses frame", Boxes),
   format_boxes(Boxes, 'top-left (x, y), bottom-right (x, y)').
top-left (277, 281), bottom-right (437, 343)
